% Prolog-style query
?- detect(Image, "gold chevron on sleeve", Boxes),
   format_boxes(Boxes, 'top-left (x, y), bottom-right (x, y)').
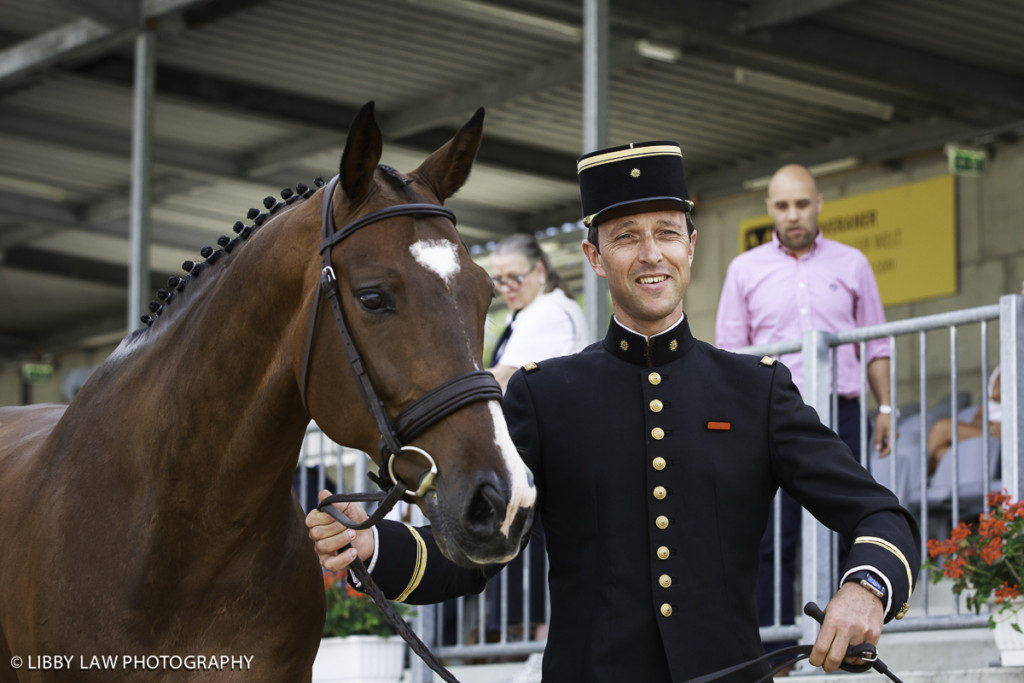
top-left (854, 536), bottom-right (913, 591)
top-left (395, 524), bottom-right (428, 603)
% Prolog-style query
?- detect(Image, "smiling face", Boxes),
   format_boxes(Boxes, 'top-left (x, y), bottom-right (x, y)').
top-left (766, 164), bottom-right (823, 256)
top-left (582, 210), bottom-right (695, 336)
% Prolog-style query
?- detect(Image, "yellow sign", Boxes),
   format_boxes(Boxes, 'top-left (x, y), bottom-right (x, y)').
top-left (738, 175), bottom-right (957, 305)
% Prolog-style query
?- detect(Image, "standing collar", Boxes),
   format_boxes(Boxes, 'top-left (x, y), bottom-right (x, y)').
top-left (603, 313), bottom-right (694, 366)
top-left (771, 229), bottom-right (823, 258)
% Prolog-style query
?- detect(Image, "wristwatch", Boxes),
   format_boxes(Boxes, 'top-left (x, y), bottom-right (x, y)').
top-left (844, 570), bottom-right (888, 604)
top-left (877, 404), bottom-right (893, 415)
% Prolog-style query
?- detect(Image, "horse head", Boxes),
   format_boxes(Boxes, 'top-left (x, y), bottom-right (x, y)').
top-left (296, 103), bottom-right (536, 567)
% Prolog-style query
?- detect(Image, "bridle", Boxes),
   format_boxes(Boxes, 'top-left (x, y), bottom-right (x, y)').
top-left (299, 174), bottom-right (503, 530)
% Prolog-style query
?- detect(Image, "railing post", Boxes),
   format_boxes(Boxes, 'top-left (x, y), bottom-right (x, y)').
top-left (800, 330), bottom-right (836, 651)
top-left (1000, 294), bottom-right (1024, 501)
top-left (410, 604), bottom-right (437, 683)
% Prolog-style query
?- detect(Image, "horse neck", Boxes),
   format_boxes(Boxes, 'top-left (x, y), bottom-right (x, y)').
top-left (63, 203), bottom-right (322, 518)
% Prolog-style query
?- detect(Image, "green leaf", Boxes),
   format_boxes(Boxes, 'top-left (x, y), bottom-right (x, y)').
top-left (1013, 622), bottom-right (1023, 634)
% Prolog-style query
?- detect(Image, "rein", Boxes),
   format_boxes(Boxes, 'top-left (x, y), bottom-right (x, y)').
top-left (306, 175), bottom-right (504, 682)
top-left (686, 603), bottom-right (903, 683)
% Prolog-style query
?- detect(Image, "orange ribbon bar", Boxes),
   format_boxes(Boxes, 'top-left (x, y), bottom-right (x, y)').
top-left (706, 421), bottom-right (731, 431)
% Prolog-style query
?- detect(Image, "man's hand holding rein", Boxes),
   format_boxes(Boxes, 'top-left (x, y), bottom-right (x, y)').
top-left (306, 489), bottom-right (376, 573)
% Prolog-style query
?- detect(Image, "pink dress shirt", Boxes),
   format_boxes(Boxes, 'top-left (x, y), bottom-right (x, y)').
top-left (715, 231), bottom-right (889, 398)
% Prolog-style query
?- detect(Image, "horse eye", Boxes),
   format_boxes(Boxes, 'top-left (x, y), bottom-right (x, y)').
top-left (358, 291), bottom-right (385, 311)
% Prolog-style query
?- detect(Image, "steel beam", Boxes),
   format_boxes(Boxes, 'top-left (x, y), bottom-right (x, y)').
top-left (3, 245), bottom-right (175, 291)
top-left (128, 29), bottom-right (156, 331)
top-left (738, 0), bottom-right (858, 31)
top-left (383, 39), bottom-right (641, 139)
top-left (581, 0), bottom-right (610, 344)
top-left (693, 116), bottom-right (1024, 199)
top-left (0, 0), bottom-right (218, 88)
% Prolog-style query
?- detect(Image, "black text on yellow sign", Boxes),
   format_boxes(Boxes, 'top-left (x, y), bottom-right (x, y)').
top-left (738, 175), bottom-right (957, 306)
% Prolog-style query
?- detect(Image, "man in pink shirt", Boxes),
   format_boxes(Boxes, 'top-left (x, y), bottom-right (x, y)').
top-left (716, 164), bottom-right (893, 664)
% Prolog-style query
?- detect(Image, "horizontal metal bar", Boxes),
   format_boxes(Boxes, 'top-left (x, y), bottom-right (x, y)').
top-left (833, 304), bottom-right (1000, 344)
top-left (736, 304), bottom-right (1000, 358)
top-left (879, 614), bottom-right (991, 632)
top-left (436, 641), bottom-right (545, 659)
top-left (758, 624), bottom-right (803, 642)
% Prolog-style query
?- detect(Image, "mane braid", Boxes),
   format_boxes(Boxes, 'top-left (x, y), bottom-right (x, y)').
top-left (133, 176), bottom-right (326, 334)
top-left (378, 164), bottom-right (413, 192)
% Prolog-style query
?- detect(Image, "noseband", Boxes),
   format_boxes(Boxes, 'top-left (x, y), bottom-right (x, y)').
top-left (298, 175), bottom-right (503, 529)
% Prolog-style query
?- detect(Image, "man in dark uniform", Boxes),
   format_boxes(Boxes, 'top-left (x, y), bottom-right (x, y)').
top-left (307, 141), bottom-right (920, 681)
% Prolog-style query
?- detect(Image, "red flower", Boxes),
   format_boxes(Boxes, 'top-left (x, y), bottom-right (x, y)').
top-left (987, 490), bottom-right (1011, 509)
top-left (980, 515), bottom-right (1008, 539)
top-left (995, 583), bottom-right (1021, 604)
top-left (943, 556), bottom-right (967, 579)
top-left (323, 572), bottom-right (335, 589)
top-left (927, 538), bottom-right (954, 558)
top-left (980, 537), bottom-right (1004, 565)
top-left (950, 522), bottom-right (972, 544)
top-left (346, 584), bottom-right (364, 599)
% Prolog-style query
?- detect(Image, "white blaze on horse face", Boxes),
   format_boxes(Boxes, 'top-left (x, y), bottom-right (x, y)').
top-left (410, 239), bottom-right (460, 286)
top-left (488, 402), bottom-right (537, 538)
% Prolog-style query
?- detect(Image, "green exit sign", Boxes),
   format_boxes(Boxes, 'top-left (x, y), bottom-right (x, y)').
top-left (946, 144), bottom-right (986, 177)
top-left (21, 363), bottom-right (53, 382)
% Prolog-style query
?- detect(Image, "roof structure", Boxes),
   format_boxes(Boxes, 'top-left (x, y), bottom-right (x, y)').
top-left (2, 0), bottom-right (1023, 359)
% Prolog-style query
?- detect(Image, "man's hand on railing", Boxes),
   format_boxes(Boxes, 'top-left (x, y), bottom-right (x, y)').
top-left (873, 412), bottom-right (893, 458)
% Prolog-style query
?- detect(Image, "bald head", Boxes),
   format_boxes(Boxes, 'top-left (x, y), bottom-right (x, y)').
top-left (765, 164), bottom-right (823, 256)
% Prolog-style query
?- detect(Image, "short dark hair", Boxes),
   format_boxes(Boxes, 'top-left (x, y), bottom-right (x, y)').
top-left (586, 212), bottom-right (696, 252)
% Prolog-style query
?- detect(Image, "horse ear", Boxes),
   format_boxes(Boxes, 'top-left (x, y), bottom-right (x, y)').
top-left (411, 107), bottom-right (484, 203)
top-left (339, 102), bottom-right (383, 200)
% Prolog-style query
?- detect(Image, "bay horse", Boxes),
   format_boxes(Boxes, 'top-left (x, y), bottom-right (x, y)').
top-left (0, 103), bottom-right (536, 681)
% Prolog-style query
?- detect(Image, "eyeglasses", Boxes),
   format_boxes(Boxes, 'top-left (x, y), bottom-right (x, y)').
top-left (491, 263), bottom-right (537, 289)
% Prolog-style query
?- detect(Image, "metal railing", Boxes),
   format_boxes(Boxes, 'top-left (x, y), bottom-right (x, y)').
top-left (297, 294), bottom-right (1023, 678)
top-left (739, 294), bottom-right (1023, 647)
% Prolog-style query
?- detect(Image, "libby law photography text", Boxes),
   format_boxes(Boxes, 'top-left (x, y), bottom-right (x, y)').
top-left (10, 654), bottom-right (254, 672)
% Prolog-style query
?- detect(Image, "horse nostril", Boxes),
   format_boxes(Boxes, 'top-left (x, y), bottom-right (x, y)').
top-left (464, 481), bottom-right (506, 539)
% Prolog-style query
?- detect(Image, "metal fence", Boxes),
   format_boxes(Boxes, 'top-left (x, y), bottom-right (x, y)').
top-left (298, 294), bottom-right (1023, 678)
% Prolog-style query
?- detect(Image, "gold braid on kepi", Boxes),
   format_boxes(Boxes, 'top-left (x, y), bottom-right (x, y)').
top-left (577, 141), bottom-right (694, 228)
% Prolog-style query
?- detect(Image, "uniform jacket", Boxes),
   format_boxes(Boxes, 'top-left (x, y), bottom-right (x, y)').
top-left (370, 317), bottom-right (920, 682)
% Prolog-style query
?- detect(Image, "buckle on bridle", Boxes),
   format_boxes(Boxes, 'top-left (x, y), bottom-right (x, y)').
top-left (321, 266), bottom-right (337, 286)
top-left (387, 445), bottom-right (438, 499)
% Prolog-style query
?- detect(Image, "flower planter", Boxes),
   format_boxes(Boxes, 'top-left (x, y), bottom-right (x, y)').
top-left (993, 603), bottom-right (1024, 667)
top-left (312, 635), bottom-right (405, 682)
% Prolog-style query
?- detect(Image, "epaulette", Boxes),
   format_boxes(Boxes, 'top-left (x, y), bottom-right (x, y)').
top-left (521, 362), bottom-right (539, 373)
top-left (759, 356), bottom-right (776, 367)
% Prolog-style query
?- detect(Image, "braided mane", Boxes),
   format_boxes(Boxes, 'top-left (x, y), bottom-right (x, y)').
top-left (135, 176), bottom-right (327, 332)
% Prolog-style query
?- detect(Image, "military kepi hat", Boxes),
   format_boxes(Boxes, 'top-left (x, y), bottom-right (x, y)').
top-left (577, 141), bottom-right (693, 228)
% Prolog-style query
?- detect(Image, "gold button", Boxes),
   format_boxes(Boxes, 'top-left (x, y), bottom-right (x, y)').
top-left (652, 457), bottom-right (666, 471)
top-left (660, 603), bottom-right (673, 617)
top-left (656, 515), bottom-right (669, 529)
top-left (648, 372), bottom-right (661, 385)
top-left (659, 574), bottom-right (672, 588)
top-left (619, 339), bottom-right (629, 351)
top-left (651, 427), bottom-right (665, 440)
top-left (653, 486), bottom-right (667, 500)
top-left (657, 546), bottom-right (670, 560)
top-left (649, 399), bottom-right (663, 413)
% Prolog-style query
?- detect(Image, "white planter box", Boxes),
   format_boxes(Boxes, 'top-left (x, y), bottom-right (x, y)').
top-left (312, 635), bottom-right (405, 682)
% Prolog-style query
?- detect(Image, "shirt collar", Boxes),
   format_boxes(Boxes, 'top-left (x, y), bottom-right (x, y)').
top-left (603, 313), bottom-right (693, 367)
top-left (771, 229), bottom-right (823, 258)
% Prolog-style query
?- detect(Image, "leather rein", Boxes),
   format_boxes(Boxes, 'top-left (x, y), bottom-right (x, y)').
top-left (303, 175), bottom-right (502, 682)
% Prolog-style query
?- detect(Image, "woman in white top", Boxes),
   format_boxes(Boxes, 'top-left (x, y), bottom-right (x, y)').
top-left (488, 234), bottom-right (588, 391)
